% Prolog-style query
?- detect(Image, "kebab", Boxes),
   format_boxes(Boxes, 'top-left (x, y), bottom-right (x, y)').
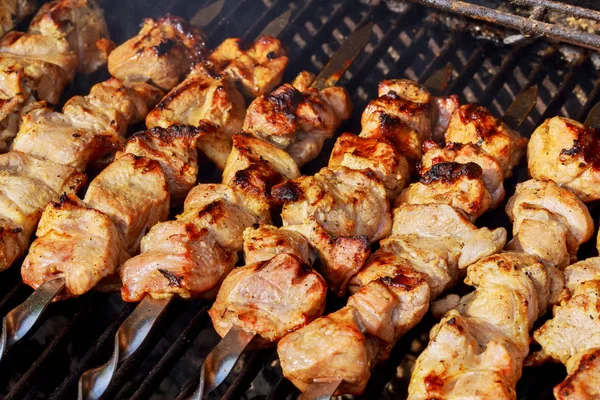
top-left (0, 0), bottom-right (114, 151)
top-left (406, 112), bottom-right (599, 398)
top-left (79, 25), bottom-right (370, 400)
top-left (0, 0), bottom-right (37, 38)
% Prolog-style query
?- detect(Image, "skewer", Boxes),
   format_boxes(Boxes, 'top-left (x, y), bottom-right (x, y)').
top-left (295, 81), bottom-right (538, 400)
top-left (75, 11), bottom-right (295, 400)
top-left (0, 3), bottom-right (219, 363)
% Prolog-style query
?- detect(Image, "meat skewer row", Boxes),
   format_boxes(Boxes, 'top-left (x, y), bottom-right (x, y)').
top-left (407, 112), bottom-right (599, 398)
top-left (0, 0), bottom-right (116, 151)
top-left (0, 14), bottom-right (208, 274)
top-left (276, 86), bottom-right (529, 396)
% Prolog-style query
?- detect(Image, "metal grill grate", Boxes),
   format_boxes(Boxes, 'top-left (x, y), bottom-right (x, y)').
top-left (1, 0), bottom-right (600, 398)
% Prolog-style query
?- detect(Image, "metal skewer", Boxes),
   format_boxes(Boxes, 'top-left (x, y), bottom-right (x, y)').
top-left (76, 9), bottom-right (293, 400)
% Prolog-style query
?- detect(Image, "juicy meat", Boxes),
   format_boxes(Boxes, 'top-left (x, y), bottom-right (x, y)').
top-left (119, 124), bottom-right (207, 203)
top-left (243, 75), bottom-right (352, 167)
top-left (528, 116), bottom-right (600, 202)
top-left (397, 162), bottom-right (491, 221)
top-left (0, 152), bottom-right (85, 271)
top-left (408, 252), bottom-right (559, 400)
top-left (29, 0), bottom-right (114, 74)
top-left (223, 133), bottom-right (300, 203)
top-left (21, 195), bottom-right (129, 298)
top-left (83, 153), bottom-right (170, 253)
top-left (506, 179), bottom-right (593, 266)
top-left (208, 35), bottom-right (287, 97)
top-left (444, 104), bottom-right (527, 177)
top-left (108, 15), bottom-right (207, 90)
top-left (329, 133), bottom-right (410, 200)
top-left (0, 0), bottom-right (36, 37)
top-left (146, 63), bottom-right (246, 169)
top-left (420, 140), bottom-right (506, 208)
top-left (120, 221), bottom-right (236, 302)
top-left (243, 224), bottom-right (313, 266)
top-left (209, 253), bottom-right (327, 344)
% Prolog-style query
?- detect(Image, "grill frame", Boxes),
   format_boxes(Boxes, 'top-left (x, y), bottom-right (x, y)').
top-left (2, 0), bottom-right (600, 398)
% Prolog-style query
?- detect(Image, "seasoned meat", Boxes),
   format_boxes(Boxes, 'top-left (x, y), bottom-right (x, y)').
top-left (210, 253), bottom-right (327, 344)
top-left (208, 35), bottom-right (287, 97)
top-left (0, 0), bottom-right (36, 37)
top-left (329, 133), bottom-right (410, 200)
top-left (120, 221), bottom-right (236, 302)
top-left (108, 15), bottom-right (207, 90)
top-left (445, 104), bottom-right (527, 177)
top-left (506, 179), bottom-right (593, 266)
top-left (223, 133), bottom-right (300, 203)
top-left (397, 162), bottom-right (491, 221)
top-left (119, 124), bottom-right (207, 203)
top-left (528, 116), bottom-right (600, 202)
top-left (242, 225), bottom-right (313, 266)
top-left (29, 0), bottom-right (114, 74)
top-left (83, 153), bottom-right (170, 253)
top-left (243, 78), bottom-right (352, 167)
top-left (21, 195), bottom-right (129, 298)
top-left (420, 140), bottom-right (506, 208)
top-left (408, 253), bottom-right (558, 399)
top-left (146, 63), bottom-right (246, 169)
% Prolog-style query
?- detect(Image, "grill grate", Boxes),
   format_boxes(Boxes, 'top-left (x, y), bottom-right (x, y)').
top-left (1, 0), bottom-right (600, 398)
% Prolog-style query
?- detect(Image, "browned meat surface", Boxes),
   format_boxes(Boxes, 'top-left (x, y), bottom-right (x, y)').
top-left (120, 221), bottom-right (236, 302)
top-left (0, 0), bottom-right (36, 37)
top-left (421, 140), bottom-right (506, 208)
top-left (223, 133), bottom-right (299, 204)
top-left (528, 116), bottom-right (600, 202)
top-left (210, 253), bottom-right (327, 344)
top-left (243, 74), bottom-right (352, 167)
top-left (329, 133), bottom-right (409, 200)
top-left (108, 15), bottom-right (207, 91)
top-left (119, 124), bottom-right (207, 203)
top-left (29, 0), bottom-right (114, 74)
top-left (408, 253), bottom-right (560, 399)
top-left (397, 162), bottom-right (491, 221)
top-left (22, 195), bottom-right (129, 298)
top-left (208, 35), bottom-right (287, 97)
top-left (445, 104), bottom-right (527, 177)
top-left (83, 153), bottom-right (170, 253)
top-left (242, 225), bottom-right (313, 266)
top-left (0, 152), bottom-right (85, 271)
top-left (506, 179), bottom-right (593, 267)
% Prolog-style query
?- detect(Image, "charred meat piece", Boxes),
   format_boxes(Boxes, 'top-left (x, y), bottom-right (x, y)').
top-left (242, 224), bottom-right (313, 266)
top-left (210, 253), bottom-right (327, 344)
top-left (528, 116), bottom-right (600, 202)
top-left (108, 15), bottom-right (207, 91)
top-left (29, 0), bottom-right (114, 74)
top-left (22, 195), bottom-right (129, 299)
top-left (0, 0), bottom-right (36, 37)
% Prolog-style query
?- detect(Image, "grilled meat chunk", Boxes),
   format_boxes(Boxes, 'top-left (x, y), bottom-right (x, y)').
top-left (29, 0), bottom-right (114, 74)
top-left (242, 225), bottom-right (313, 266)
top-left (0, 0), bottom-right (36, 37)
top-left (420, 140), bottom-right (506, 208)
top-left (223, 133), bottom-right (300, 203)
top-left (444, 104), bottom-right (527, 177)
top-left (528, 116), bottom-right (600, 202)
top-left (120, 221), bottom-right (236, 302)
top-left (22, 195), bottom-right (129, 298)
top-left (243, 74), bottom-right (352, 167)
top-left (398, 162), bottom-right (491, 221)
top-left (108, 15), bottom-right (207, 90)
top-left (208, 35), bottom-right (287, 97)
top-left (210, 253), bottom-right (327, 344)
top-left (83, 153), bottom-right (170, 253)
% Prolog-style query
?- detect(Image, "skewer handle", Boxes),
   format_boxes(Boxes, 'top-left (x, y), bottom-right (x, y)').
top-left (78, 296), bottom-right (171, 400)
top-left (0, 277), bottom-right (65, 359)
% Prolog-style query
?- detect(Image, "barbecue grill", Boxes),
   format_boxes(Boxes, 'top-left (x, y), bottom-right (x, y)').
top-left (1, 0), bottom-right (600, 398)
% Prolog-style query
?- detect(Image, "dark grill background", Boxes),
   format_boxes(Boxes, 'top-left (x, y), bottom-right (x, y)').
top-left (2, 0), bottom-right (599, 398)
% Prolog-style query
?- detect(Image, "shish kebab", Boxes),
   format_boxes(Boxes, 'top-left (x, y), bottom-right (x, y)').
top-left (406, 112), bottom-right (600, 398)
top-left (0, 0), bottom-right (114, 152)
top-left (3, 6), bottom-right (292, 363)
top-left (78, 24), bottom-right (370, 400)
top-left (0, 0), bottom-right (36, 38)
